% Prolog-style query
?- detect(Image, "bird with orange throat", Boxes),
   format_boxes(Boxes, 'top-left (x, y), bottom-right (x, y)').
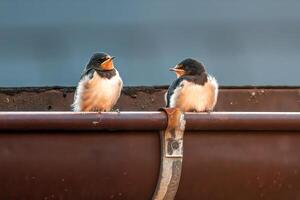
top-left (72, 52), bottom-right (123, 112)
top-left (165, 58), bottom-right (218, 112)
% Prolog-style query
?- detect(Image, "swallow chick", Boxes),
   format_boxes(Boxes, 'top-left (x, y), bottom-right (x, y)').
top-left (165, 58), bottom-right (218, 112)
top-left (72, 52), bottom-right (123, 112)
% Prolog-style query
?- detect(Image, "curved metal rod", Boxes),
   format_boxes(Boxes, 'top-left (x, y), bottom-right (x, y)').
top-left (153, 108), bottom-right (186, 200)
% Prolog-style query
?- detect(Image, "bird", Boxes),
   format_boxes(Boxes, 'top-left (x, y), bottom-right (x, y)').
top-left (72, 52), bottom-right (123, 112)
top-left (165, 58), bottom-right (218, 112)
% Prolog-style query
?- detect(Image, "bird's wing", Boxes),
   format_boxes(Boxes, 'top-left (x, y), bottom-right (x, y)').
top-left (80, 65), bottom-right (95, 79)
top-left (166, 77), bottom-right (184, 107)
top-left (71, 66), bottom-right (95, 111)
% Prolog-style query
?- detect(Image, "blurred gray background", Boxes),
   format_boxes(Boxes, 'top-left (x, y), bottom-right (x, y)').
top-left (0, 0), bottom-right (299, 87)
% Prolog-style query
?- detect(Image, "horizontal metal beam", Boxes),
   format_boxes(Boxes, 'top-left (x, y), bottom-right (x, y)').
top-left (0, 112), bottom-right (300, 131)
top-left (185, 112), bottom-right (300, 131)
top-left (0, 112), bottom-right (167, 131)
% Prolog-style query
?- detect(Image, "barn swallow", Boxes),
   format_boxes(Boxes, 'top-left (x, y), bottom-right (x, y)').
top-left (165, 58), bottom-right (218, 112)
top-left (72, 52), bottom-right (123, 112)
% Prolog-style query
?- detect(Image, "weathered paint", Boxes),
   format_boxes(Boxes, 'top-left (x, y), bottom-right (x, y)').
top-left (0, 86), bottom-right (299, 111)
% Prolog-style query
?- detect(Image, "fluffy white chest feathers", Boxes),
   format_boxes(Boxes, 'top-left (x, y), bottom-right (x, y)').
top-left (169, 76), bottom-right (218, 112)
top-left (73, 71), bottom-right (123, 112)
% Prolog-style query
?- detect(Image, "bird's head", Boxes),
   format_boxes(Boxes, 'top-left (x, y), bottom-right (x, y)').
top-left (88, 52), bottom-right (115, 71)
top-left (169, 58), bottom-right (205, 78)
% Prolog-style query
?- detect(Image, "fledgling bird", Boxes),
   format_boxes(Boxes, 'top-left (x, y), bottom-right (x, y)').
top-left (165, 58), bottom-right (218, 112)
top-left (72, 52), bottom-right (123, 112)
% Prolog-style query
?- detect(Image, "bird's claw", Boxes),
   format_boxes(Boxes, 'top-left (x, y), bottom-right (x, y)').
top-left (112, 108), bottom-right (120, 114)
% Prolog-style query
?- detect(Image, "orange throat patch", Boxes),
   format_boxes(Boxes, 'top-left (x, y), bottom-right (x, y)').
top-left (100, 59), bottom-right (114, 70)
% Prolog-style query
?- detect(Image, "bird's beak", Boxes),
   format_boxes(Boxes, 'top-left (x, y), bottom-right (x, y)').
top-left (169, 65), bottom-right (185, 77)
top-left (101, 56), bottom-right (115, 70)
top-left (169, 65), bottom-right (184, 72)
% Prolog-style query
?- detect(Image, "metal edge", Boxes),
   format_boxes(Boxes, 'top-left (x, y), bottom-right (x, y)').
top-left (0, 112), bottom-right (299, 131)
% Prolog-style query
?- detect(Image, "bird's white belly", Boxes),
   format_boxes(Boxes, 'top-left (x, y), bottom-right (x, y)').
top-left (170, 77), bottom-right (218, 112)
top-left (74, 72), bottom-right (122, 111)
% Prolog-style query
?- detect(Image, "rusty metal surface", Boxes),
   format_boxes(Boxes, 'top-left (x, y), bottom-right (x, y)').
top-left (0, 86), bottom-right (299, 111)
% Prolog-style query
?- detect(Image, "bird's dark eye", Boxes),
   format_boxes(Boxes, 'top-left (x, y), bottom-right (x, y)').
top-left (97, 58), bottom-right (105, 62)
top-left (177, 64), bottom-right (184, 69)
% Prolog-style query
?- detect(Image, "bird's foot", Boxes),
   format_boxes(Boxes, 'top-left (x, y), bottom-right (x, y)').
top-left (112, 108), bottom-right (120, 114)
top-left (205, 110), bottom-right (213, 114)
top-left (90, 107), bottom-right (104, 114)
top-left (189, 109), bottom-right (212, 114)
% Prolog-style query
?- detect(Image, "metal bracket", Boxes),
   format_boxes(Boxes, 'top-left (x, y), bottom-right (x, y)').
top-left (153, 108), bottom-right (186, 200)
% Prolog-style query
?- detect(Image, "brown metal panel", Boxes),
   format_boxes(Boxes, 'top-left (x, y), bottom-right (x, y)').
top-left (0, 112), bottom-right (300, 199)
top-left (1, 130), bottom-right (300, 199)
top-left (0, 131), bottom-right (160, 200)
top-left (0, 86), bottom-right (299, 112)
top-left (176, 131), bottom-right (300, 200)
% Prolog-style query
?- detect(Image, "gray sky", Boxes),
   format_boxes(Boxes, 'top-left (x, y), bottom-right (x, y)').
top-left (0, 0), bottom-right (299, 86)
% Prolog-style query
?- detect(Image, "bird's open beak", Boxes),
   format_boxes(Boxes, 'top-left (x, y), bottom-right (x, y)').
top-left (101, 56), bottom-right (115, 70)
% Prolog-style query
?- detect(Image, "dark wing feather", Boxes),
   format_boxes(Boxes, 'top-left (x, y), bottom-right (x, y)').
top-left (166, 77), bottom-right (184, 107)
top-left (182, 73), bottom-right (208, 86)
top-left (80, 64), bottom-right (95, 79)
